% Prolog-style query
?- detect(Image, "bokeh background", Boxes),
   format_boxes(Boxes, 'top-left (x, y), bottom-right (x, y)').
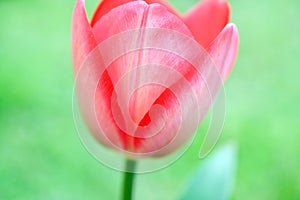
top-left (1, 0), bottom-right (299, 199)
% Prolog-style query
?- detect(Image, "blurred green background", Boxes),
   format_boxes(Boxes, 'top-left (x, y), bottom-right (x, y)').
top-left (1, 0), bottom-right (299, 199)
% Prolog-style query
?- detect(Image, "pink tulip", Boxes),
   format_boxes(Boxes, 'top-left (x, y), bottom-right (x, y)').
top-left (72, 0), bottom-right (239, 158)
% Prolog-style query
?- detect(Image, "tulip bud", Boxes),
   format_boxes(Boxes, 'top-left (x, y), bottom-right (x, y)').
top-left (71, 0), bottom-right (239, 169)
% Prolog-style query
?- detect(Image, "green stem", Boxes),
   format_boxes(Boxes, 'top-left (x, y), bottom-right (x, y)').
top-left (122, 159), bottom-right (137, 200)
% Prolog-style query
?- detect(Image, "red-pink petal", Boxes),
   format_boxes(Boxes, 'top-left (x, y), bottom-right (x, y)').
top-left (207, 23), bottom-right (239, 79)
top-left (72, 0), bottom-right (97, 73)
top-left (90, 0), bottom-right (177, 27)
top-left (183, 0), bottom-right (230, 48)
top-left (92, 1), bottom-right (193, 122)
top-left (144, 24), bottom-right (239, 156)
top-left (72, 0), bottom-right (125, 149)
top-left (91, 1), bottom-right (196, 153)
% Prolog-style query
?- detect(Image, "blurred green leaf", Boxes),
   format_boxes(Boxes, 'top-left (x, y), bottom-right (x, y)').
top-left (179, 143), bottom-right (237, 200)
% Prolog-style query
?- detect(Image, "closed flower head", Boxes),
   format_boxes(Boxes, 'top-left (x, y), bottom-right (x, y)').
top-left (71, 0), bottom-right (239, 159)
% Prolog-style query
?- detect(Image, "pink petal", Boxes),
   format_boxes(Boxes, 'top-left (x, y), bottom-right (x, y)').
top-left (92, 1), bottom-right (193, 86)
top-left (207, 23), bottom-right (239, 79)
top-left (91, 1), bottom-right (196, 152)
top-left (142, 24), bottom-right (239, 156)
top-left (90, 0), bottom-right (178, 27)
top-left (72, 0), bottom-right (97, 72)
top-left (134, 88), bottom-right (182, 154)
top-left (183, 0), bottom-right (230, 48)
top-left (72, 0), bottom-right (125, 149)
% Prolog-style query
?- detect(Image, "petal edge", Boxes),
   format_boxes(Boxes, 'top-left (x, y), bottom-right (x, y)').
top-left (207, 23), bottom-right (239, 79)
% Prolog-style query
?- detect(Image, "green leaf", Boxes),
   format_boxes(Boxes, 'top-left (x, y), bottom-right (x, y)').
top-left (179, 143), bottom-right (237, 200)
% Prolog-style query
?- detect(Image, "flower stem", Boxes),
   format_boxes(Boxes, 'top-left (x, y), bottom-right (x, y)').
top-left (122, 159), bottom-right (136, 200)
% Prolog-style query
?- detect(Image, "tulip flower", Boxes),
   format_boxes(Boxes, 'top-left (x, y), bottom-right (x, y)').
top-left (71, 0), bottom-right (239, 159)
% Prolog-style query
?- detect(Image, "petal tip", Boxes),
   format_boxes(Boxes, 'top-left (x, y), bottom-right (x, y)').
top-left (225, 23), bottom-right (239, 46)
top-left (207, 22), bottom-right (239, 79)
top-left (72, 0), bottom-right (97, 72)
